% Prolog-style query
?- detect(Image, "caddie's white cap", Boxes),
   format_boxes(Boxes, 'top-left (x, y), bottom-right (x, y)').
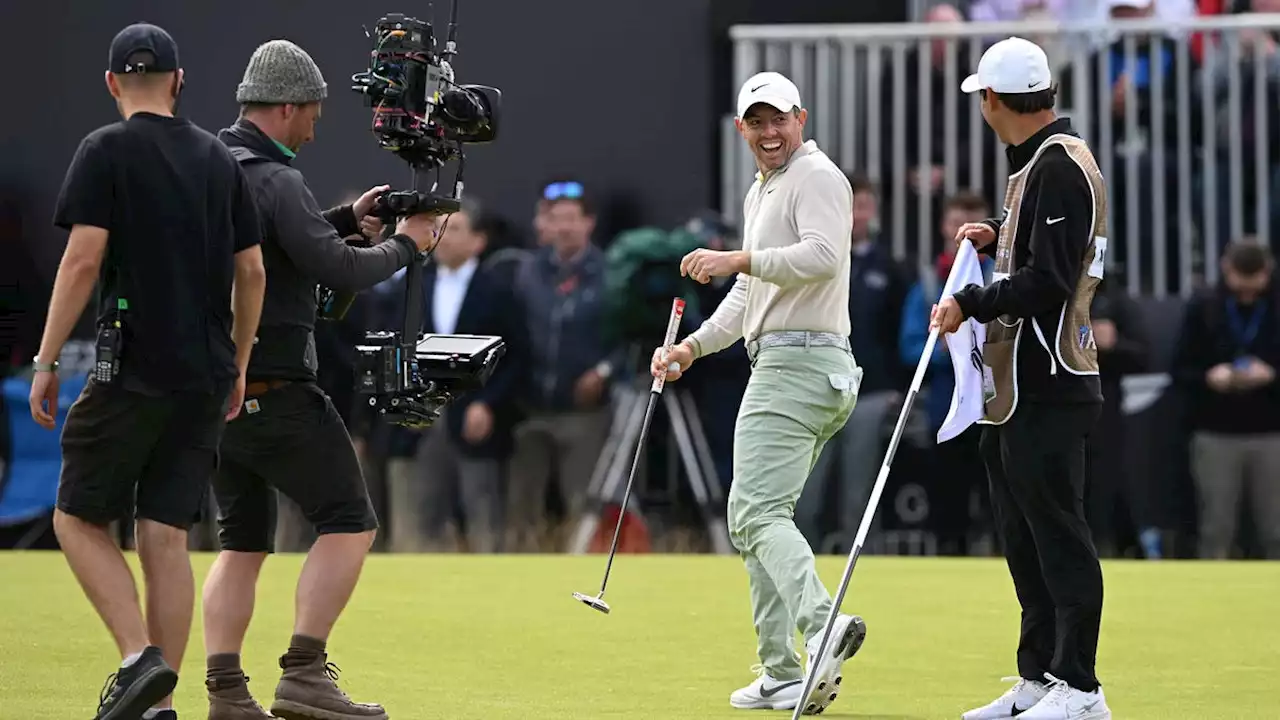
top-left (736, 71), bottom-right (802, 118)
top-left (960, 36), bottom-right (1052, 95)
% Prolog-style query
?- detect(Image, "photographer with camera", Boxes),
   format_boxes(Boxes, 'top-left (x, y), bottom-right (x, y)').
top-left (200, 40), bottom-right (440, 720)
top-left (30, 23), bottom-right (266, 720)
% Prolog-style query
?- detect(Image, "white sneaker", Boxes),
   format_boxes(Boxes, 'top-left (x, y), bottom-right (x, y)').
top-left (1017, 674), bottom-right (1111, 720)
top-left (729, 665), bottom-right (803, 710)
top-left (960, 676), bottom-right (1049, 719)
top-left (798, 614), bottom-right (868, 716)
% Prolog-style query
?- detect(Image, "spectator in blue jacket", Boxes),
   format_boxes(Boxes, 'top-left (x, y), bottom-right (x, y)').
top-left (899, 191), bottom-right (993, 555)
top-left (506, 181), bottom-right (619, 550)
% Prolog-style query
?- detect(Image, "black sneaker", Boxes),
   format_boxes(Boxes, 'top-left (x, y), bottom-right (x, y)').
top-left (93, 646), bottom-right (179, 720)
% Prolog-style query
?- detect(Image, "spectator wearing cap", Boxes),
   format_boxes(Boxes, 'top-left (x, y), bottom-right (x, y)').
top-left (34, 22), bottom-right (266, 720)
top-left (199, 38), bottom-right (445, 720)
top-left (507, 181), bottom-right (619, 550)
top-left (1172, 240), bottom-right (1280, 560)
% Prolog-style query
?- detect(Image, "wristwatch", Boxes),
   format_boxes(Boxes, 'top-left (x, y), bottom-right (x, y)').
top-left (32, 357), bottom-right (59, 373)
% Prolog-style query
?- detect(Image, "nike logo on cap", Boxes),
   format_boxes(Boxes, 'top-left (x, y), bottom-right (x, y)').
top-left (1046, 216), bottom-right (1065, 225)
top-left (751, 83), bottom-right (768, 92)
top-left (760, 680), bottom-right (801, 697)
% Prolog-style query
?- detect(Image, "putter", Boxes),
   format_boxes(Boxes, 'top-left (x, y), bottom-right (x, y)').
top-left (572, 297), bottom-right (686, 615)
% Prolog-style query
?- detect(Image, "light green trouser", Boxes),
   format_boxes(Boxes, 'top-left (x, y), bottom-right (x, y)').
top-left (729, 344), bottom-right (862, 681)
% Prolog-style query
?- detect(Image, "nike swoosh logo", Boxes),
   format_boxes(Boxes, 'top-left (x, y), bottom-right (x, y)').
top-left (751, 83), bottom-right (768, 92)
top-left (1028, 82), bottom-right (1038, 89)
top-left (1011, 704), bottom-right (1027, 715)
top-left (760, 680), bottom-right (801, 698)
top-left (1046, 216), bottom-right (1065, 225)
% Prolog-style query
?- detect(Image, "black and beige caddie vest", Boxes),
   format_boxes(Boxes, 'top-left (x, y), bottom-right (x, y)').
top-left (979, 134), bottom-right (1107, 426)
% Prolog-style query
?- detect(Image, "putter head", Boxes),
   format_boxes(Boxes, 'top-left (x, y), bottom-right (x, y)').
top-left (572, 591), bottom-right (611, 614)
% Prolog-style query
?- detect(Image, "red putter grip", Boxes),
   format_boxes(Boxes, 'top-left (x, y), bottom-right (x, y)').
top-left (651, 298), bottom-right (686, 393)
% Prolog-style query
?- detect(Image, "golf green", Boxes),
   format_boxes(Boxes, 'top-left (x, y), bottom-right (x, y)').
top-left (1, 552), bottom-right (1275, 718)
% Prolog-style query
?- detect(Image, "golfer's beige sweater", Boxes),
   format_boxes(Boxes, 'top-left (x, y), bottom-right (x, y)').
top-left (686, 140), bottom-right (853, 358)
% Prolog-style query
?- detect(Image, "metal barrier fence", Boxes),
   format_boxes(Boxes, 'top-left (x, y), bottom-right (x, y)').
top-left (724, 15), bottom-right (1280, 298)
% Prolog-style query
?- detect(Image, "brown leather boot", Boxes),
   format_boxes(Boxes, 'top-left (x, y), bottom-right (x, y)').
top-left (270, 654), bottom-right (387, 720)
top-left (207, 673), bottom-right (275, 719)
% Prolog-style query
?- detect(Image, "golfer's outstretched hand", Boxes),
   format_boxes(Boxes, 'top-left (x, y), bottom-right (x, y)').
top-left (651, 341), bottom-right (695, 383)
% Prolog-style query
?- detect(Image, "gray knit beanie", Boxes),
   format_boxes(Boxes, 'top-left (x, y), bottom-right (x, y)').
top-left (236, 39), bottom-right (327, 104)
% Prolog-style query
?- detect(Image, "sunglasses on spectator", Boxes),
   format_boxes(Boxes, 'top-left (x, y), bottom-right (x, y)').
top-left (543, 181), bottom-right (584, 201)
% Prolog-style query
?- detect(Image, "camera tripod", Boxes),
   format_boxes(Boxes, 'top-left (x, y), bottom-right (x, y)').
top-left (568, 372), bottom-right (735, 555)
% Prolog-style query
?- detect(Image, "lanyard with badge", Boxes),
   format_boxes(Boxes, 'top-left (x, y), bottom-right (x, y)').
top-left (1226, 297), bottom-right (1265, 368)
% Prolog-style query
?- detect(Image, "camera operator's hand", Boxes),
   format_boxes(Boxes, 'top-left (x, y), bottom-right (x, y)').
top-left (462, 402), bottom-right (494, 444)
top-left (353, 184), bottom-right (391, 219)
top-left (396, 213), bottom-right (441, 253)
top-left (651, 341), bottom-right (695, 383)
top-left (360, 215), bottom-right (385, 239)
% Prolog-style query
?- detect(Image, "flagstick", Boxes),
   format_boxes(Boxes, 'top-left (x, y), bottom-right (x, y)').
top-left (790, 324), bottom-right (939, 719)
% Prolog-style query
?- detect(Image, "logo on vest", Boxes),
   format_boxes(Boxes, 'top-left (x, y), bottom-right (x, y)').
top-left (1078, 324), bottom-right (1095, 350)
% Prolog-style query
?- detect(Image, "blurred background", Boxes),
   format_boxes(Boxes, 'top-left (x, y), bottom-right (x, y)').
top-left (2, 0), bottom-right (1278, 562)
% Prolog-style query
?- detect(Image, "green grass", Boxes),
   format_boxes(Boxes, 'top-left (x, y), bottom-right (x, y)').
top-left (1, 552), bottom-right (1276, 719)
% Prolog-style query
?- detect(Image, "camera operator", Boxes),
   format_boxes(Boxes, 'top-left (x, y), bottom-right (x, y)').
top-left (199, 40), bottom-right (440, 720)
top-left (29, 23), bottom-right (266, 720)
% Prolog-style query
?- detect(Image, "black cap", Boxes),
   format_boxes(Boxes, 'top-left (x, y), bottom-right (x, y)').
top-left (108, 23), bottom-right (179, 75)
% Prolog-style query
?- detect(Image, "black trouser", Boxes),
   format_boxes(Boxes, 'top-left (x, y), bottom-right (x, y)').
top-left (980, 400), bottom-right (1103, 692)
top-left (213, 381), bottom-right (377, 553)
top-left (59, 378), bottom-right (231, 529)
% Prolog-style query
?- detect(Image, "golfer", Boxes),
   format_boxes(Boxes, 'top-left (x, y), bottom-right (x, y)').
top-left (651, 71), bottom-right (866, 716)
top-left (931, 37), bottom-right (1112, 720)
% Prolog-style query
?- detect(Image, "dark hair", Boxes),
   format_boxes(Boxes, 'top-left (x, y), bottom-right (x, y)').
top-left (987, 86), bottom-right (1058, 114)
top-left (945, 190), bottom-right (989, 214)
top-left (1224, 240), bottom-right (1273, 275)
top-left (845, 172), bottom-right (878, 197)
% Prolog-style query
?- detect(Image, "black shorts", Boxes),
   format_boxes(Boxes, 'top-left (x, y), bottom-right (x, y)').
top-left (58, 378), bottom-right (231, 530)
top-left (212, 381), bottom-right (376, 553)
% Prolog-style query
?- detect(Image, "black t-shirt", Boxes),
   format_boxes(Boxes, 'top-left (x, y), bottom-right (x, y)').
top-left (53, 112), bottom-right (261, 393)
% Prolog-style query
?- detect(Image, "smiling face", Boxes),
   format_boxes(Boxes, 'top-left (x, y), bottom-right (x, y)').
top-left (736, 103), bottom-right (807, 173)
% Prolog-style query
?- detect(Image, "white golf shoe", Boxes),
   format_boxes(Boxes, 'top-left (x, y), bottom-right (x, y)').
top-left (729, 665), bottom-right (803, 710)
top-left (961, 676), bottom-right (1049, 719)
top-left (798, 614), bottom-right (868, 716)
top-left (1016, 674), bottom-right (1111, 720)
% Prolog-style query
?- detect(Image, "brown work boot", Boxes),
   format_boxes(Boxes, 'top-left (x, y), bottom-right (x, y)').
top-left (270, 653), bottom-right (387, 720)
top-left (207, 673), bottom-right (275, 719)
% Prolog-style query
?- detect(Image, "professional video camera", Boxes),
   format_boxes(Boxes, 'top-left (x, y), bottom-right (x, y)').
top-left (345, 4), bottom-right (507, 429)
top-left (351, 4), bottom-right (501, 221)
